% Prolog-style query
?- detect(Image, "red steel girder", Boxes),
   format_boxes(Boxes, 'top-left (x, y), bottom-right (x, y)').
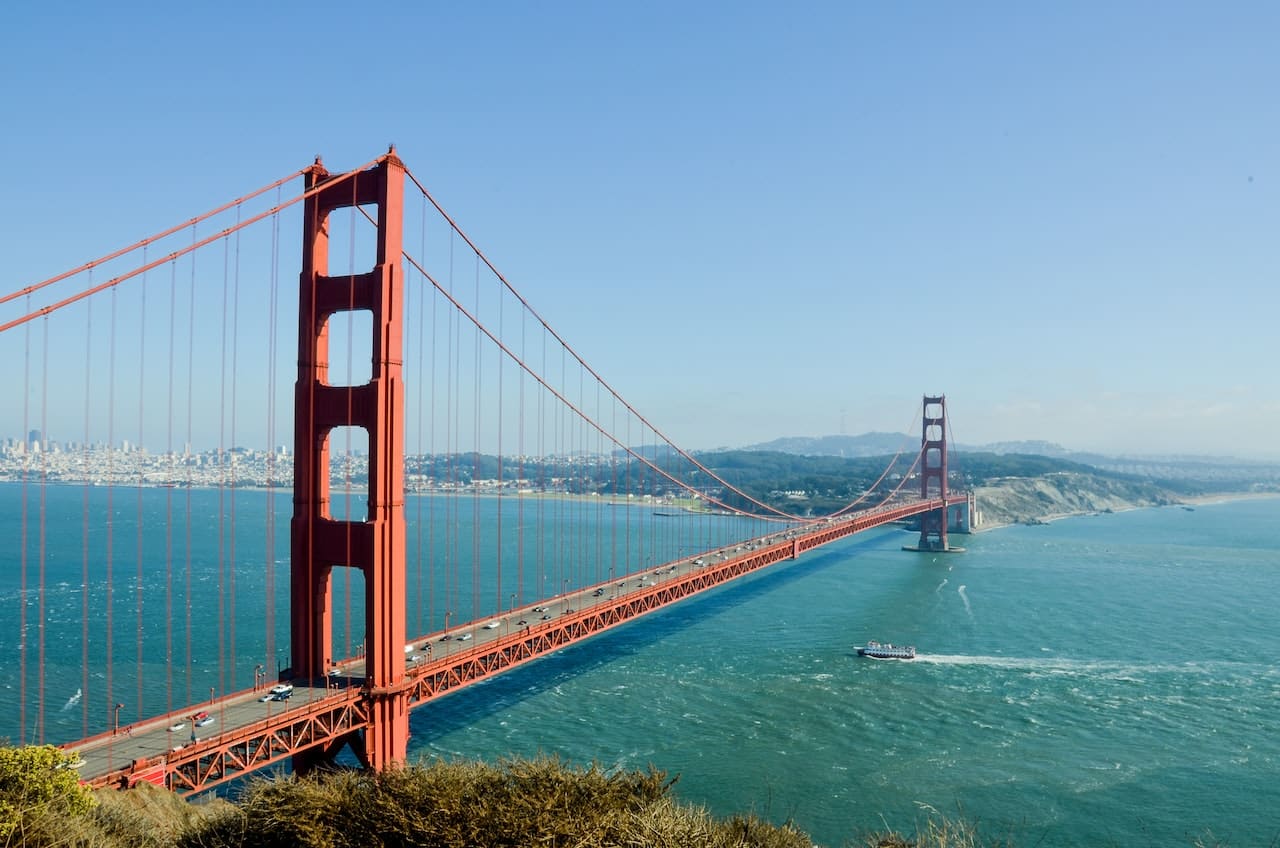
top-left (80, 494), bottom-right (965, 797)
top-left (396, 496), bottom-right (961, 708)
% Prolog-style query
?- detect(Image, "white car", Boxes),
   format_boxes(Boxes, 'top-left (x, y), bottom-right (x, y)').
top-left (482, 621), bottom-right (501, 629)
top-left (269, 683), bottom-right (294, 695)
top-left (456, 633), bottom-right (472, 641)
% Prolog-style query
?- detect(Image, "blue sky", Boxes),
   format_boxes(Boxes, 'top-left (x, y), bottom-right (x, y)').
top-left (2, 2), bottom-right (1276, 459)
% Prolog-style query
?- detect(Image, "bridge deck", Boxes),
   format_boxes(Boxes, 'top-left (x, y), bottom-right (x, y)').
top-left (68, 495), bottom-right (967, 792)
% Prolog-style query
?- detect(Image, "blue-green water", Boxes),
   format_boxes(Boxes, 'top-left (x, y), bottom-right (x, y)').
top-left (3, 486), bottom-right (1279, 845)
top-left (411, 498), bottom-right (1280, 846)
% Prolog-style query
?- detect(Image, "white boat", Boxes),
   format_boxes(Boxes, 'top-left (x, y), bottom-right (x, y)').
top-left (856, 641), bottom-right (916, 660)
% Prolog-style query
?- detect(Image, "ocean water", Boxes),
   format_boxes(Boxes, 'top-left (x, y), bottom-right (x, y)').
top-left (411, 498), bottom-right (1280, 847)
top-left (2, 486), bottom-right (1278, 845)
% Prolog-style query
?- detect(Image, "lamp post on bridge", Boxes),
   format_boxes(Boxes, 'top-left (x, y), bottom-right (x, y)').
top-left (113, 702), bottom-right (124, 736)
top-left (254, 664), bottom-right (264, 692)
top-left (508, 593), bottom-right (516, 636)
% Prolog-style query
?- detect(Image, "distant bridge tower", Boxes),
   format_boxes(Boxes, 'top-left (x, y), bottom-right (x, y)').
top-left (290, 151), bottom-right (408, 771)
top-left (908, 394), bottom-right (957, 553)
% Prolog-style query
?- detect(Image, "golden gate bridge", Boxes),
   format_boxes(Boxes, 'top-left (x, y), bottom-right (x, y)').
top-left (0, 149), bottom-right (969, 792)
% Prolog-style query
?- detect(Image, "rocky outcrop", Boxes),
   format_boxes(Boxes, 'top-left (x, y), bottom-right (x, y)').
top-left (972, 471), bottom-right (1180, 529)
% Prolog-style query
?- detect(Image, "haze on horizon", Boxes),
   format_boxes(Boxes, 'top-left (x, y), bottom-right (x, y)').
top-left (1, 3), bottom-right (1275, 462)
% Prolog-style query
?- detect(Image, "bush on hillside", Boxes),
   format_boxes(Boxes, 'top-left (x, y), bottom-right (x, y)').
top-left (0, 744), bottom-right (95, 847)
top-left (181, 755), bottom-right (812, 848)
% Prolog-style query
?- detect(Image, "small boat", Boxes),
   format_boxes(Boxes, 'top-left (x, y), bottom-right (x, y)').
top-left (856, 641), bottom-right (916, 660)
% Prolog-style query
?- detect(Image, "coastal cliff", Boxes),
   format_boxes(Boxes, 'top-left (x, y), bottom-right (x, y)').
top-left (972, 471), bottom-right (1181, 529)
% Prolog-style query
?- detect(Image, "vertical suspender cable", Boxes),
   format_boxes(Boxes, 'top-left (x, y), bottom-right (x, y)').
top-left (595, 380), bottom-right (602, 590)
top-left (80, 290), bottom-right (92, 737)
top-left (165, 259), bottom-right (177, 717)
top-left (38, 316), bottom-right (49, 741)
top-left (517, 310), bottom-right (525, 608)
top-left (444, 230), bottom-right (455, 621)
top-left (414, 195), bottom-right (427, 637)
top-left (556, 346), bottom-right (565, 599)
top-left (229, 209), bottom-right (242, 690)
top-left (184, 228), bottom-right (197, 706)
top-left (610, 394), bottom-right (617, 586)
top-left (452, 235), bottom-right (462, 619)
top-left (216, 235), bottom-right (229, 700)
top-left (428, 250), bottom-right (438, 632)
top-left (627, 412), bottom-right (632, 578)
top-left (106, 285), bottom-right (117, 733)
top-left (537, 328), bottom-right (546, 602)
top-left (136, 252), bottom-right (148, 723)
top-left (472, 253), bottom-right (481, 620)
top-left (19, 295), bottom-right (30, 742)
top-left (496, 261), bottom-right (504, 614)
top-left (264, 189), bottom-right (281, 672)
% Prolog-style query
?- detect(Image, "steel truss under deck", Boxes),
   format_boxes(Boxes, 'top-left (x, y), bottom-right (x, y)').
top-left (83, 494), bottom-right (964, 795)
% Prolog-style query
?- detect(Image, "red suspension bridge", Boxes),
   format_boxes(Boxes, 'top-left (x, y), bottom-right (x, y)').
top-left (0, 150), bottom-right (970, 793)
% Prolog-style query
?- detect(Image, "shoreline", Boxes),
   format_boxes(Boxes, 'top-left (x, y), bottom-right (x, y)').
top-left (973, 490), bottom-right (1280, 533)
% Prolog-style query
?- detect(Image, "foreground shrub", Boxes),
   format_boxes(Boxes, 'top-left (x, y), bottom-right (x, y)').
top-left (182, 755), bottom-right (812, 848)
top-left (0, 744), bottom-right (95, 847)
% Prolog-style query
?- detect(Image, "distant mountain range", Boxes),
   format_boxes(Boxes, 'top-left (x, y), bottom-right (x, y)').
top-left (735, 434), bottom-right (1280, 485)
top-left (742, 432), bottom-right (914, 458)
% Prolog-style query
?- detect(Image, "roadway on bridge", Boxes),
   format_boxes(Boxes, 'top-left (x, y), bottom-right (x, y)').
top-left (71, 526), bottom-right (804, 783)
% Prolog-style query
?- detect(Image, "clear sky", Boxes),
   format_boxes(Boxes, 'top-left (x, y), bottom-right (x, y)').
top-left (2, 2), bottom-right (1276, 459)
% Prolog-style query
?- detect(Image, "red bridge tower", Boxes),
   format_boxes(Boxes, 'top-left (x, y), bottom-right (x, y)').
top-left (290, 151), bottom-right (408, 770)
top-left (907, 394), bottom-right (961, 553)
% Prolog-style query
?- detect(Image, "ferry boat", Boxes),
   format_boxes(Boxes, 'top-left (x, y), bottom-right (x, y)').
top-left (856, 641), bottom-right (916, 660)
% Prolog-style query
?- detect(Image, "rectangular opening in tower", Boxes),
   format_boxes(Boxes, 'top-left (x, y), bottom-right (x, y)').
top-left (324, 309), bottom-right (374, 386)
top-left (327, 565), bottom-right (367, 670)
top-left (327, 425), bottom-right (371, 522)
top-left (326, 204), bottom-right (380, 277)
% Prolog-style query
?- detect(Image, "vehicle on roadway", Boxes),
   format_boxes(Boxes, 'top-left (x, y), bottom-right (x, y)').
top-left (482, 621), bottom-right (501, 629)
top-left (167, 722), bottom-right (187, 732)
top-left (456, 633), bottom-right (472, 641)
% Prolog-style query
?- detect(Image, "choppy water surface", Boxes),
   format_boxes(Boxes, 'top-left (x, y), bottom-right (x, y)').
top-left (2, 486), bottom-right (1277, 845)
top-left (414, 499), bottom-right (1280, 846)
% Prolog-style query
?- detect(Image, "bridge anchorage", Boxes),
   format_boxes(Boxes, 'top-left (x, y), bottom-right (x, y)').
top-left (902, 395), bottom-right (969, 553)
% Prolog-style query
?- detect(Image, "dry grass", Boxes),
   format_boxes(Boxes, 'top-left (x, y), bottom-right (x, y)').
top-left (176, 756), bottom-right (812, 848)
top-left (2, 753), bottom-right (1255, 848)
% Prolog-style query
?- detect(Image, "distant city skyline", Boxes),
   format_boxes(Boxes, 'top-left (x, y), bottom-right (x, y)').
top-left (2, 3), bottom-right (1276, 460)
